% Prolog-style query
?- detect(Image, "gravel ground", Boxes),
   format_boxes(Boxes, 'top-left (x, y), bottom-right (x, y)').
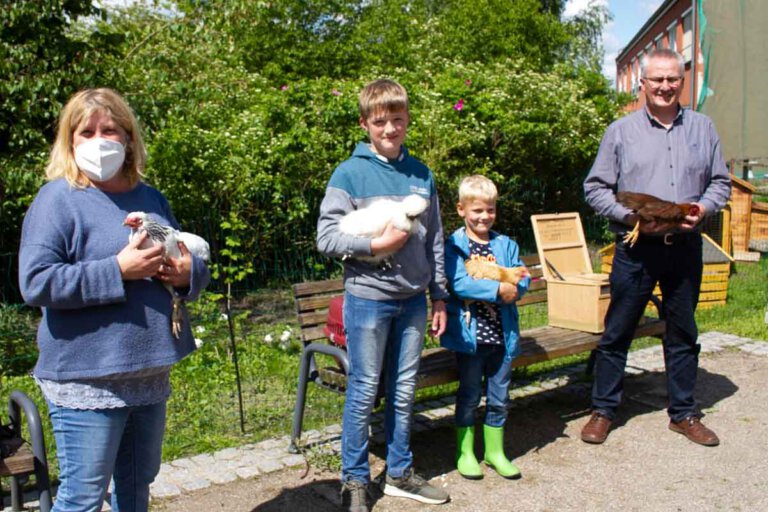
top-left (153, 348), bottom-right (768, 512)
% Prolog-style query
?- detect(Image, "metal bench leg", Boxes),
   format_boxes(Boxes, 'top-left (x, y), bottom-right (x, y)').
top-left (10, 476), bottom-right (22, 512)
top-left (9, 391), bottom-right (52, 512)
top-left (289, 343), bottom-right (350, 454)
top-left (289, 347), bottom-right (314, 454)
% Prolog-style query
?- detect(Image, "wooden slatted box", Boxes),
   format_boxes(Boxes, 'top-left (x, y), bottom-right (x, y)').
top-left (530, 212), bottom-right (610, 333)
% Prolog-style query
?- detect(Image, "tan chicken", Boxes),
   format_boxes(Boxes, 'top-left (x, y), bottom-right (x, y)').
top-left (462, 255), bottom-right (528, 327)
top-left (617, 191), bottom-right (700, 247)
top-left (464, 254), bottom-right (529, 285)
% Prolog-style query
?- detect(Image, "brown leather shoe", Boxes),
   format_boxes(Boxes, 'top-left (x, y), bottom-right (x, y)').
top-left (669, 416), bottom-right (720, 446)
top-left (581, 412), bottom-right (612, 444)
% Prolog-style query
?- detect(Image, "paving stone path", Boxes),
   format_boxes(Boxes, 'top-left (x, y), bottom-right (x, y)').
top-left (3, 331), bottom-right (766, 511)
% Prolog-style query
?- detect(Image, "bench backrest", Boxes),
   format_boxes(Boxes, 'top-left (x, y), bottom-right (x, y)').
top-left (294, 254), bottom-right (546, 344)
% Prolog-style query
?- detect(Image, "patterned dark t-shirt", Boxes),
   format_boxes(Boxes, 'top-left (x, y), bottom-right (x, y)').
top-left (468, 239), bottom-right (504, 345)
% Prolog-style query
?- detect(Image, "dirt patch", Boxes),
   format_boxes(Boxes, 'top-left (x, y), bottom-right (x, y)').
top-left (153, 350), bottom-right (768, 511)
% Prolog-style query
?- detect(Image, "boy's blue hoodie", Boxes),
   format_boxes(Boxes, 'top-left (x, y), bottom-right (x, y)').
top-left (441, 227), bottom-right (530, 363)
top-left (316, 142), bottom-right (448, 301)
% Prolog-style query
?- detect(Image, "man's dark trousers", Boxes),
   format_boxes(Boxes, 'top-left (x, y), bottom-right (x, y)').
top-left (591, 233), bottom-right (703, 422)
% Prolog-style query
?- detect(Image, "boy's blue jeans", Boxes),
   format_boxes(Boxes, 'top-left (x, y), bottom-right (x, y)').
top-left (455, 344), bottom-right (512, 428)
top-left (341, 291), bottom-right (427, 484)
top-left (47, 400), bottom-right (166, 512)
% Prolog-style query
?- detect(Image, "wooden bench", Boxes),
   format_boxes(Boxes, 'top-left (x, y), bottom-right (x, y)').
top-left (288, 254), bottom-right (666, 453)
top-left (0, 391), bottom-right (52, 512)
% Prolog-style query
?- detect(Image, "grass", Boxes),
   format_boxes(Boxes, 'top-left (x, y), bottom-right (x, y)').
top-left (0, 258), bottom-right (766, 477)
top-left (696, 259), bottom-right (768, 339)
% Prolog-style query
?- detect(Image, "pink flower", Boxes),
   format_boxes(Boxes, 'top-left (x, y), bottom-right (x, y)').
top-left (280, 84), bottom-right (289, 91)
top-left (331, 88), bottom-right (341, 96)
top-left (465, 79), bottom-right (472, 86)
top-left (453, 98), bottom-right (465, 111)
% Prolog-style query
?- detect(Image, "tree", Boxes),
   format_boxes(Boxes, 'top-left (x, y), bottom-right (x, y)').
top-left (0, 0), bottom-right (621, 297)
top-left (0, 1), bottom-right (125, 301)
top-left (0, 1), bottom-right (120, 154)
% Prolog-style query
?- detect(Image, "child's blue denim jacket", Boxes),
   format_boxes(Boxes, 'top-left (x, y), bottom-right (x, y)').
top-left (441, 227), bottom-right (530, 363)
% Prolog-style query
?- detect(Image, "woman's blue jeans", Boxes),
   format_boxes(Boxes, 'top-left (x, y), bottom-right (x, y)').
top-left (341, 291), bottom-right (427, 484)
top-left (47, 400), bottom-right (166, 512)
top-left (455, 344), bottom-right (512, 428)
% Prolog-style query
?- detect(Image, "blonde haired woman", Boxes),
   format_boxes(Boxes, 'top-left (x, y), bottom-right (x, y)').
top-left (19, 88), bottom-right (209, 511)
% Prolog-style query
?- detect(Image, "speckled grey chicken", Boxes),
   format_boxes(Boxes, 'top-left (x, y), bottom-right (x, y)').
top-left (123, 211), bottom-right (210, 338)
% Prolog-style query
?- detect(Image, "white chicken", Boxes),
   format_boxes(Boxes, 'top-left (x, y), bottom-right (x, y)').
top-left (339, 194), bottom-right (429, 266)
top-left (123, 211), bottom-right (210, 338)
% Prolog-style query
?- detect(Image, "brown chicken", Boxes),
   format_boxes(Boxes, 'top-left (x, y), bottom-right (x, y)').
top-left (616, 191), bottom-right (700, 247)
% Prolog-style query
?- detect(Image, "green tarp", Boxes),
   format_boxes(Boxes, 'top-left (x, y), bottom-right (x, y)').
top-left (698, 0), bottom-right (768, 163)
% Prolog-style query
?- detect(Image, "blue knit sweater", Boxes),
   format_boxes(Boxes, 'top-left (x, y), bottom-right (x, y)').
top-left (19, 179), bottom-right (210, 380)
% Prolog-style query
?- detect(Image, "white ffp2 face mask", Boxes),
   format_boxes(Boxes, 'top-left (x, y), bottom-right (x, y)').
top-left (74, 137), bottom-right (126, 182)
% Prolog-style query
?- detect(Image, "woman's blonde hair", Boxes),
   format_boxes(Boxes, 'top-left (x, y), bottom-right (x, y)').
top-left (46, 88), bottom-right (146, 188)
top-left (359, 79), bottom-right (409, 120)
top-left (458, 174), bottom-right (498, 203)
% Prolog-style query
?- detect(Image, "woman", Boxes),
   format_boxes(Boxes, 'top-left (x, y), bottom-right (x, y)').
top-left (19, 88), bottom-right (210, 512)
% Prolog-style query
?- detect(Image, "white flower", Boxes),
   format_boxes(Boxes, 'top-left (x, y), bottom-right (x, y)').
top-left (220, 313), bottom-right (228, 321)
top-left (264, 334), bottom-right (273, 343)
top-left (194, 338), bottom-right (204, 349)
top-left (195, 325), bottom-right (206, 334)
top-left (280, 330), bottom-right (291, 342)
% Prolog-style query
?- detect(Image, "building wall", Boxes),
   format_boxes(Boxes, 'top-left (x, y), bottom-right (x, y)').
top-left (616, 0), bottom-right (702, 112)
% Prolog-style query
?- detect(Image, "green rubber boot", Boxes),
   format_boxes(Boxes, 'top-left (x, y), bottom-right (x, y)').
top-left (483, 424), bottom-right (521, 479)
top-left (456, 426), bottom-right (483, 480)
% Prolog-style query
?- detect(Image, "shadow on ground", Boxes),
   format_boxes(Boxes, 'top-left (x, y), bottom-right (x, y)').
top-left (217, 366), bottom-right (740, 512)
top-left (375, 366), bottom-right (738, 476)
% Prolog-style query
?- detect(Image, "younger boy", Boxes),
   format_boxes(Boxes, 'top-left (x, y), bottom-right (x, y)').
top-left (316, 79), bottom-right (450, 512)
top-left (441, 175), bottom-right (530, 480)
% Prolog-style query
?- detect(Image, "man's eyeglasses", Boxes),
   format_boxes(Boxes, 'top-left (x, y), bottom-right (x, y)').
top-left (643, 76), bottom-right (683, 87)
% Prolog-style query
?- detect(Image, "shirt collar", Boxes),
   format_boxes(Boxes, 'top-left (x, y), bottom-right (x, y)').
top-left (372, 147), bottom-right (405, 163)
top-left (643, 104), bottom-right (684, 129)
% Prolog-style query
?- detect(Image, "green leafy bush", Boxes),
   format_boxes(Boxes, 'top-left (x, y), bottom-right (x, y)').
top-left (0, 304), bottom-right (38, 378)
top-left (1, 0), bottom-right (619, 292)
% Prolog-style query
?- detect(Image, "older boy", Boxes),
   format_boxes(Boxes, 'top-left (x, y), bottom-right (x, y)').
top-left (317, 79), bottom-right (450, 511)
top-left (441, 175), bottom-right (530, 480)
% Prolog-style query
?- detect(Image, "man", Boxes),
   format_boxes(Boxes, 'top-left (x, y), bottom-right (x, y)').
top-left (582, 49), bottom-right (731, 446)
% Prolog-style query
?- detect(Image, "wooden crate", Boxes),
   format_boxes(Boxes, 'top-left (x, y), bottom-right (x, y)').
top-left (599, 234), bottom-right (732, 310)
top-left (531, 212), bottom-right (610, 333)
top-left (749, 201), bottom-right (768, 241)
top-left (730, 175), bottom-right (756, 253)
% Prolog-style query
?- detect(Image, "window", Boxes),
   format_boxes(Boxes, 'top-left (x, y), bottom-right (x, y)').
top-left (667, 21), bottom-right (677, 51)
top-left (655, 34), bottom-right (663, 50)
top-left (682, 9), bottom-right (693, 62)
top-left (631, 59), bottom-right (639, 95)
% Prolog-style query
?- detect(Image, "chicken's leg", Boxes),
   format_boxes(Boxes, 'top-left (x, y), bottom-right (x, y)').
top-left (162, 282), bottom-right (183, 339)
top-left (623, 221), bottom-right (640, 248)
top-left (171, 296), bottom-right (183, 339)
